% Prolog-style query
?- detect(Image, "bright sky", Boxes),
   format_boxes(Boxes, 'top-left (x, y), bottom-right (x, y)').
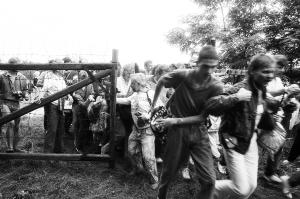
top-left (0, 0), bottom-right (202, 66)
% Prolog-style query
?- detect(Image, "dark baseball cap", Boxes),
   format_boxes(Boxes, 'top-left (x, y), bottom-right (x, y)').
top-left (195, 45), bottom-right (219, 66)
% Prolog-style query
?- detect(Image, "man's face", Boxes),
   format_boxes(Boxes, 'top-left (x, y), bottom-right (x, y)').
top-left (197, 62), bottom-right (217, 76)
top-left (123, 69), bottom-right (131, 81)
top-left (252, 64), bottom-right (276, 87)
top-left (145, 62), bottom-right (153, 72)
top-left (275, 65), bottom-right (284, 75)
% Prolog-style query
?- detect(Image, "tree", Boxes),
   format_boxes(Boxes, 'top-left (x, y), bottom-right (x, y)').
top-left (167, 0), bottom-right (299, 70)
top-left (264, 0), bottom-right (300, 69)
top-left (167, 12), bottom-right (220, 52)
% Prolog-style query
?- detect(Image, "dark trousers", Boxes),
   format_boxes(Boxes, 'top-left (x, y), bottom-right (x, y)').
top-left (155, 136), bottom-right (166, 158)
top-left (44, 105), bottom-right (49, 131)
top-left (158, 125), bottom-right (215, 199)
top-left (117, 104), bottom-right (133, 156)
top-left (118, 104), bottom-right (133, 137)
top-left (264, 147), bottom-right (283, 176)
top-left (64, 111), bottom-right (73, 135)
top-left (72, 104), bottom-right (91, 151)
top-left (264, 110), bottom-right (294, 177)
top-left (44, 103), bottom-right (65, 153)
top-left (288, 123), bottom-right (300, 162)
top-left (289, 171), bottom-right (300, 187)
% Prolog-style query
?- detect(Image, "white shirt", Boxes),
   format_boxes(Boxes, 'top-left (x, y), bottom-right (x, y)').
top-left (117, 76), bottom-right (131, 96)
top-left (40, 71), bottom-right (67, 105)
top-left (267, 77), bottom-right (285, 100)
top-left (117, 90), bottom-right (163, 129)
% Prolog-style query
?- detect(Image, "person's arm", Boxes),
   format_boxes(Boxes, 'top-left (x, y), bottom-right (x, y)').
top-left (151, 70), bottom-right (186, 109)
top-left (206, 85), bottom-right (252, 116)
top-left (155, 115), bottom-right (206, 127)
top-left (269, 88), bottom-right (286, 97)
top-left (21, 74), bottom-right (29, 100)
top-left (151, 79), bottom-right (165, 110)
top-left (36, 71), bottom-right (46, 87)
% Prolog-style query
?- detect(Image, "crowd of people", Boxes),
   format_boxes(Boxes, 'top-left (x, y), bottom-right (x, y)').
top-left (0, 45), bottom-right (300, 198)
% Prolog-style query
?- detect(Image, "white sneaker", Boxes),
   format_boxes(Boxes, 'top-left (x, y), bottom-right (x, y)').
top-left (264, 174), bottom-right (282, 183)
top-left (280, 176), bottom-right (292, 198)
top-left (182, 168), bottom-right (191, 180)
top-left (217, 162), bottom-right (227, 175)
top-left (150, 182), bottom-right (159, 190)
top-left (156, 157), bottom-right (163, 163)
top-left (282, 160), bottom-right (291, 166)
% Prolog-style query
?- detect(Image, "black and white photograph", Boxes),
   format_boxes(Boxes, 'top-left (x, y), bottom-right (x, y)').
top-left (0, 0), bottom-right (299, 198)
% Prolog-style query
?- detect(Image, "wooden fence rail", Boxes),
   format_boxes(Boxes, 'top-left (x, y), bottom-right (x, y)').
top-left (0, 49), bottom-right (118, 168)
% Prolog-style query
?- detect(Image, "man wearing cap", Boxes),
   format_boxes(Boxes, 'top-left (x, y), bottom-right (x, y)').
top-left (0, 57), bottom-right (28, 153)
top-left (151, 45), bottom-right (223, 199)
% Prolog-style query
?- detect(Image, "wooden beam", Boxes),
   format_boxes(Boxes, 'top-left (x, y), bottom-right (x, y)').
top-left (0, 153), bottom-right (111, 161)
top-left (0, 63), bottom-right (113, 70)
top-left (0, 69), bottom-right (112, 126)
top-left (109, 49), bottom-right (118, 169)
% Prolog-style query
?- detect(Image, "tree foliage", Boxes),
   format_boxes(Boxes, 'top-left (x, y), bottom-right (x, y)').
top-left (264, 0), bottom-right (300, 67)
top-left (167, 0), bottom-right (300, 69)
top-left (167, 12), bottom-right (219, 52)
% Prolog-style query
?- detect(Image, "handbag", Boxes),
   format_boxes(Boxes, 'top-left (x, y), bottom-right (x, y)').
top-left (150, 106), bottom-right (171, 134)
top-left (257, 110), bottom-right (276, 131)
top-left (257, 122), bottom-right (286, 155)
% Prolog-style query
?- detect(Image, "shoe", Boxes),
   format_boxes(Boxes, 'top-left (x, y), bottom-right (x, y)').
top-left (150, 182), bottom-right (159, 190)
top-left (280, 176), bottom-right (292, 198)
top-left (189, 157), bottom-right (194, 165)
top-left (182, 167), bottom-right (191, 180)
top-left (156, 157), bottom-right (163, 163)
top-left (282, 160), bottom-right (291, 166)
top-left (217, 162), bottom-right (227, 175)
top-left (13, 148), bottom-right (27, 153)
top-left (263, 174), bottom-right (282, 183)
top-left (6, 148), bottom-right (14, 153)
top-left (75, 147), bottom-right (84, 154)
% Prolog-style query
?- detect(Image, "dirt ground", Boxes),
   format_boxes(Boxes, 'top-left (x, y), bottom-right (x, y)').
top-left (0, 157), bottom-right (299, 199)
top-left (0, 100), bottom-right (299, 198)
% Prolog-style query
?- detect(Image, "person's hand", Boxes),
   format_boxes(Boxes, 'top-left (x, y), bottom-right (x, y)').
top-left (34, 96), bottom-right (42, 104)
top-left (286, 84), bottom-right (300, 95)
top-left (88, 95), bottom-right (95, 102)
top-left (155, 118), bottom-right (177, 128)
top-left (66, 79), bottom-right (73, 85)
top-left (24, 93), bottom-right (29, 101)
top-left (135, 112), bottom-right (150, 120)
top-left (235, 88), bottom-right (252, 102)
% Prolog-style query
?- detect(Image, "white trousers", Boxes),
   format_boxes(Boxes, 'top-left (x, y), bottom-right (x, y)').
top-left (214, 133), bottom-right (258, 199)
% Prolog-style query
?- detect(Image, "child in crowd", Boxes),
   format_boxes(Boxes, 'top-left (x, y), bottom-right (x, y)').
top-left (116, 73), bottom-right (163, 190)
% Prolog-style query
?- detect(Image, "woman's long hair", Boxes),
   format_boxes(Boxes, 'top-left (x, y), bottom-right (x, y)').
top-left (247, 54), bottom-right (275, 100)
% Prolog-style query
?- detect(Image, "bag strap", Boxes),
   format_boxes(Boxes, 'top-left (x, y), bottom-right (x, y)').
top-left (146, 90), bottom-right (152, 106)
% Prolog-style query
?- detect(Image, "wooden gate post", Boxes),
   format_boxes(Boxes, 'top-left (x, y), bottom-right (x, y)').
top-left (109, 49), bottom-right (118, 168)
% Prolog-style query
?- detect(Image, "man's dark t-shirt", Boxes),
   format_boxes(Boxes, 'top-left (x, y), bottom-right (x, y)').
top-left (161, 69), bottom-right (223, 118)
